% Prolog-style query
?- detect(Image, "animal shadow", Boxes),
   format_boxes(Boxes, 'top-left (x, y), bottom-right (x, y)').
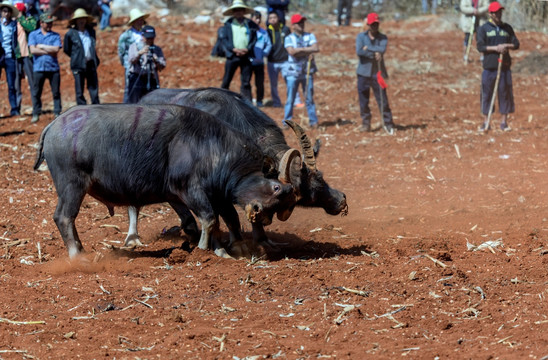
top-left (262, 232), bottom-right (373, 261)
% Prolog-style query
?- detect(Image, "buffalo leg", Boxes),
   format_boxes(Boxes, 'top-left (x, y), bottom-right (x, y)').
top-left (124, 206), bottom-right (144, 248)
top-left (218, 205), bottom-right (249, 259)
top-left (53, 186), bottom-right (86, 258)
top-left (168, 201), bottom-right (199, 242)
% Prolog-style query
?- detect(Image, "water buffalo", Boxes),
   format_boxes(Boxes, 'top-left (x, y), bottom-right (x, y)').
top-left (138, 87), bottom-right (348, 245)
top-left (34, 104), bottom-right (295, 258)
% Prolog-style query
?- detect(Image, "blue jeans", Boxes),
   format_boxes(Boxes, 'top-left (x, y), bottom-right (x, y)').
top-left (1, 57), bottom-right (19, 115)
top-left (283, 75), bottom-right (317, 126)
top-left (268, 62), bottom-right (301, 107)
top-left (100, 3), bottom-right (112, 30)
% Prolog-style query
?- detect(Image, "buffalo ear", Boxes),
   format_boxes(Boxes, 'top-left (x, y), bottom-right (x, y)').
top-left (313, 138), bottom-right (321, 159)
top-left (262, 155), bottom-right (278, 178)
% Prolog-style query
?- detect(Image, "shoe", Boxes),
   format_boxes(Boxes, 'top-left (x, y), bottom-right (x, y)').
top-left (295, 103), bottom-right (305, 109)
top-left (31, 115), bottom-right (39, 123)
top-left (309, 123), bottom-right (318, 129)
top-left (478, 122), bottom-right (490, 132)
top-left (359, 124), bottom-right (371, 132)
top-left (10, 110), bottom-right (20, 116)
top-left (272, 104), bottom-right (282, 108)
top-left (384, 124), bottom-right (395, 135)
top-left (54, 112), bottom-right (60, 117)
top-left (281, 121), bottom-right (289, 130)
top-left (256, 101), bottom-right (264, 108)
top-left (500, 122), bottom-right (511, 131)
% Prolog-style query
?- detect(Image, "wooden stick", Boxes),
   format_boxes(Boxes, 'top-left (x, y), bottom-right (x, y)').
top-left (464, 16), bottom-right (476, 64)
top-left (483, 53), bottom-right (503, 132)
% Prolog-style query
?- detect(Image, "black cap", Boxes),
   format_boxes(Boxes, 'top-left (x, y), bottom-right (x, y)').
top-left (142, 25), bottom-right (156, 38)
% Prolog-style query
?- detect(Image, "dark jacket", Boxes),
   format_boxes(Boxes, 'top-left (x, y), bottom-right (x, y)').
top-left (220, 17), bottom-right (258, 59)
top-left (267, 23), bottom-right (290, 63)
top-left (476, 20), bottom-right (519, 71)
top-left (356, 30), bottom-right (388, 78)
top-left (63, 25), bottom-right (100, 71)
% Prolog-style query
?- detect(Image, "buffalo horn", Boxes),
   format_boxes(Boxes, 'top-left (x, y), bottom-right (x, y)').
top-left (285, 120), bottom-right (316, 170)
top-left (278, 148), bottom-right (300, 184)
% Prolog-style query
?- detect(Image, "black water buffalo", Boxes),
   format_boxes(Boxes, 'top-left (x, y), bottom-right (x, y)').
top-left (34, 104), bottom-right (295, 258)
top-left (138, 87), bottom-right (348, 244)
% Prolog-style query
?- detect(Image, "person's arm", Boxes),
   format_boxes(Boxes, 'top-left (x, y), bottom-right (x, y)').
top-left (263, 30), bottom-right (272, 57)
top-left (128, 43), bottom-right (143, 64)
top-left (117, 31), bottom-right (127, 65)
top-left (286, 42), bottom-right (319, 57)
top-left (460, 0), bottom-right (475, 15)
top-left (63, 31), bottom-right (71, 56)
top-left (153, 47), bottom-right (166, 71)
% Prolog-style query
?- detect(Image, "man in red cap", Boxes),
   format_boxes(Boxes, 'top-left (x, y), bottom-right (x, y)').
top-left (476, 1), bottom-right (519, 131)
top-left (282, 13), bottom-right (319, 128)
top-left (355, 13), bottom-right (395, 134)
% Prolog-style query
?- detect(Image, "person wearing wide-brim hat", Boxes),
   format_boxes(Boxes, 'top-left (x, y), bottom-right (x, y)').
top-left (222, 0), bottom-right (253, 17)
top-left (68, 7), bottom-right (94, 26)
top-left (64, 8), bottom-right (100, 105)
top-left (0, 0), bottom-right (20, 18)
top-left (118, 8), bottom-right (149, 103)
top-left (219, 0), bottom-right (259, 101)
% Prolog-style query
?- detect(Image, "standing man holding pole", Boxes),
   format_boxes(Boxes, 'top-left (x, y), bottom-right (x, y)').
top-left (476, 1), bottom-right (519, 132)
top-left (355, 13), bottom-right (394, 134)
top-left (460, 0), bottom-right (488, 63)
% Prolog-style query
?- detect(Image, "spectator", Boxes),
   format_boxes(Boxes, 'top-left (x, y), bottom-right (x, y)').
top-left (459, 0), bottom-right (489, 62)
top-left (98, 0), bottom-right (112, 32)
top-left (250, 11), bottom-right (271, 107)
top-left (23, 0), bottom-right (40, 21)
top-left (422, 0), bottom-right (437, 15)
top-left (282, 13), bottom-right (319, 129)
top-left (266, 0), bottom-right (289, 26)
top-left (337, 0), bottom-right (352, 26)
top-left (63, 8), bottom-right (100, 105)
top-left (477, 1), bottom-right (519, 131)
top-left (355, 13), bottom-right (395, 134)
top-left (14, 1), bottom-right (37, 113)
top-left (118, 8), bottom-right (149, 103)
top-left (28, 12), bottom-right (61, 123)
top-left (219, 0), bottom-right (257, 101)
top-left (126, 25), bottom-right (165, 103)
top-left (0, 0), bottom-right (20, 116)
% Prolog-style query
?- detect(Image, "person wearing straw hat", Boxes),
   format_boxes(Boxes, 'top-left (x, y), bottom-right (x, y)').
top-left (476, 1), bottom-right (519, 131)
top-left (63, 8), bottom-right (100, 105)
top-left (355, 13), bottom-right (394, 134)
top-left (28, 12), bottom-right (61, 123)
top-left (0, 0), bottom-right (21, 116)
top-left (118, 8), bottom-right (149, 103)
top-left (219, 0), bottom-right (258, 101)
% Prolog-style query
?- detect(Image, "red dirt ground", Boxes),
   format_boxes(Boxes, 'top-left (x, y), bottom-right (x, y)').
top-left (1, 13), bottom-right (548, 359)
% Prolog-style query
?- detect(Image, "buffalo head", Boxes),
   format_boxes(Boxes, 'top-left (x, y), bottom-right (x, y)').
top-left (280, 121), bottom-right (348, 217)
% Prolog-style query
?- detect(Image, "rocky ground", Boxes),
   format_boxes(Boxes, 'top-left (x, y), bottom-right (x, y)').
top-left (1, 13), bottom-right (548, 359)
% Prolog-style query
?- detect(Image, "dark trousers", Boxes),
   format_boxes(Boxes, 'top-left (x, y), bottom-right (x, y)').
top-left (357, 74), bottom-right (393, 127)
top-left (73, 61), bottom-right (100, 105)
top-left (15, 57), bottom-right (34, 112)
top-left (1, 57), bottom-right (18, 115)
top-left (481, 69), bottom-right (514, 115)
top-left (221, 56), bottom-right (252, 101)
top-left (337, 0), bottom-right (352, 26)
top-left (251, 64), bottom-right (265, 103)
top-left (31, 70), bottom-right (61, 116)
top-left (127, 71), bottom-right (159, 104)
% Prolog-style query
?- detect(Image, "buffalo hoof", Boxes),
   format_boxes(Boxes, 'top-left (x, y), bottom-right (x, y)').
top-left (214, 247), bottom-right (235, 259)
top-left (122, 235), bottom-right (144, 249)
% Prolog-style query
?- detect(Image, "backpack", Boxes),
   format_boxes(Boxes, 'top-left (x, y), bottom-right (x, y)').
top-left (210, 26), bottom-right (226, 58)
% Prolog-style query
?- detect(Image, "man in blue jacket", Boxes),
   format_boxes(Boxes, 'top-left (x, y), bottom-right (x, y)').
top-left (220, 0), bottom-right (258, 101)
top-left (355, 13), bottom-right (394, 134)
top-left (476, 1), bottom-right (519, 131)
top-left (0, 1), bottom-right (20, 116)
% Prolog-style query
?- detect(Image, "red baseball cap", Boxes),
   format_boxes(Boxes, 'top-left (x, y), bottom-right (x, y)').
top-left (15, 2), bottom-right (26, 13)
top-left (291, 14), bottom-right (306, 24)
top-left (488, 1), bottom-right (504, 12)
top-left (367, 12), bottom-right (380, 25)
